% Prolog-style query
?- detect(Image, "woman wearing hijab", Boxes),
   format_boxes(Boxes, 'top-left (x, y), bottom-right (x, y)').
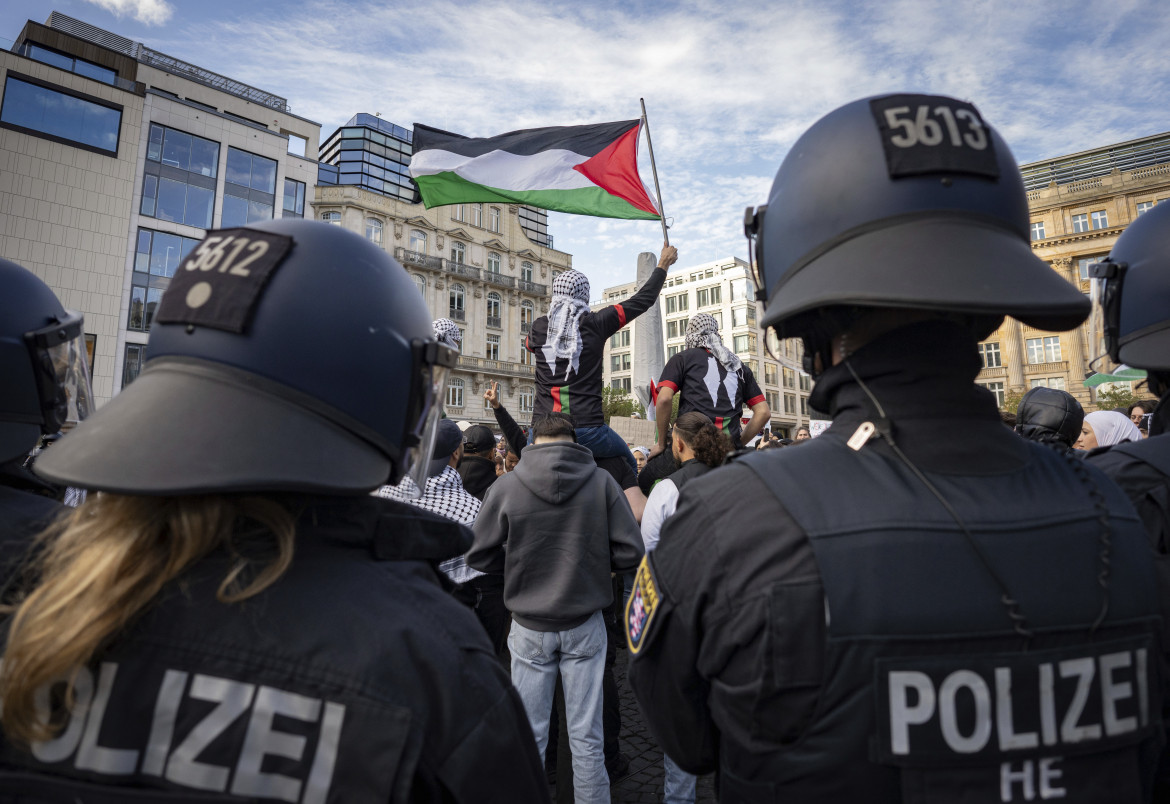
top-left (651, 313), bottom-right (771, 457)
top-left (1076, 409), bottom-right (1143, 450)
top-left (525, 244), bottom-right (677, 472)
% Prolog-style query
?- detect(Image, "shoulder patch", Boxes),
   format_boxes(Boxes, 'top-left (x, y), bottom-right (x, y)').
top-left (625, 556), bottom-right (661, 655)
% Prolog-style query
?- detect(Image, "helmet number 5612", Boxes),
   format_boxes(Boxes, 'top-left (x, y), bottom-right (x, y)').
top-left (884, 105), bottom-right (987, 151)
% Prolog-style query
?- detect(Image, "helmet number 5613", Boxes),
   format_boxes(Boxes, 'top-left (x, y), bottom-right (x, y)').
top-left (884, 105), bottom-right (987, 151)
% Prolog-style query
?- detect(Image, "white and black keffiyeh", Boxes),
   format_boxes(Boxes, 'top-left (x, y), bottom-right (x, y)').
top-left (686, 313), bottom-right (742, 372)
top-left (542, 270), bottom-right (591, 380)
top-left (375, 466), bottom-right (484, 584)
top-left (433, 318), bottom-right (462, 350)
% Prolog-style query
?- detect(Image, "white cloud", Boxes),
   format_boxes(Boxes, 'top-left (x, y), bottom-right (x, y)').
top-left (83, 0), bottom-right (174, 25)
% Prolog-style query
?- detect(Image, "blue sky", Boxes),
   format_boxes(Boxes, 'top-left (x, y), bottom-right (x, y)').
top-left (5, 0), bottom-right (1170, 295)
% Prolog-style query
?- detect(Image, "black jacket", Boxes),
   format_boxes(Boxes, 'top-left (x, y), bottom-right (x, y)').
top-left (456, 454), bottom-right (497, 501)
top-left (0, 495), bottom-right (549, 803)
top-left (628, 321), bottom-right (1166, 802)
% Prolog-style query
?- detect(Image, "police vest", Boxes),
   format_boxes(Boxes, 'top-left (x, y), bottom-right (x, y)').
top-left (733, 430), bottom-right (1165, 804)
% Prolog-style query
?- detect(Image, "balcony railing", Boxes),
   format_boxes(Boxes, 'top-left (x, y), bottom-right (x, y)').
top-left (457, 355), bottom-right (536, 377)
top-left (483, 271), bottom-right (515, 289)
top-left (517, 279), bottom-right (548, 295)
top-left (448, 308), bottom-right (465, 321)
top-left (487, 316), bottom-right (502, 329)
top-left (445, 260), bottom-right (480, 280)
top-left (1025, 360), bottom-right (1069, 374)
top-left (397, 248), bottom-right (442, 270)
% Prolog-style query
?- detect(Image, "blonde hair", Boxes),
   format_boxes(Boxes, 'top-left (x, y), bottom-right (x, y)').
top-left (0, 493), bottom-right (296, 745)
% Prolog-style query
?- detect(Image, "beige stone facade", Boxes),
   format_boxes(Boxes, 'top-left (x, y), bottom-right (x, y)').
top-left (0, 13), bottom-right (320, 407)
top-left (312, 185), bottom-right (571, 430)
top-left (598, 257), bottom-right (812, 438)
top-left (978, 132), bottom-right (1170, 409)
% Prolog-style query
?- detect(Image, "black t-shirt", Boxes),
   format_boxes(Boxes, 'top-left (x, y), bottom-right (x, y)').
top-left (527, 268), bottom-right (666, 428)
top-left (658, 347), bottom-right (764, 444)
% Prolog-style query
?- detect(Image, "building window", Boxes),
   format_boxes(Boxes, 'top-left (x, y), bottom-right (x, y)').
top-left (667, 318), bottom-right (690, 340)
top-left (446, 378), bottom-right (464, 408)
top-left (766, 391), bottom-right (780, 410)
top-left (449, 284), bottom-right (465, 318)
top-left (1090, 210), bottom-right (1109, 229)
top-left (471, 204), bottom-right (483, 227)
top-left (665, 293), bottom-right (689, 314)
top-left (667, 345), bottom-right (681, 358)
top-left (610, 353), bottom-right (631, 371)
top-left (1030, 222), bottom-right (1045, 241)
top-left (520, 339), bottom-right (533, 366)
top-left (799, 373), bottom-right (811, 392)
top-left (520, 300), bottom-right (534, 332)
top-left (730, 278), bottom-right (755, 301)
top-left (222, 147), bottom-right (276, 227)
top-left (409, 229), bottom-right (427, 253)
top-left (0, 74), bottom-right (122, 156)
top-left (1030, 377), bottom-right (1067, 390)
top-left (487, 291), bottom-right (502, 324)
top-left (130, 229), bottom-right (201, 331)
top-left (734, 333), bottom-right (757, 354)
top-left (764, 363), bottom-right (778, 386)
top-left (800, 397), bottom-right (809, 415)
top-left (1137, 201), bottom-right (1156, 216)
top-left (1077, 256), bottom-right (1106, 281)
top-left (696, 286), bottom-right (721, 307)
top-left (783, 394), bottom-right (796, 414)
top-left (142, 123), bottom-right (218, 229)
top-left (521, 261), bottom-right (534, 283)
top-left (610, 329), bottom-right (630, 348)
top-left (321, 211), bottom-right (340, 225)
top-left (412, 274), bottom-right (426, 297)
top-left (486, 334), bottom-right (500, 360)
top-left (979, 381), bottom-right (1006, 408)
top-left (610, 377), bottom-right (632, 392)
top-left (1071, 213), bottom-right (1090, 233)
top-left (732, 306), bottom-right (754, 328)
top-left (20, 43), bottom-right (117, 85)
top-left (487, 252), bottom-right (502, 275)
top-left (519, 386), bottom-right (534, 414)
top-left (365, 217), bottom-right (383, 246)
top-left (452, 204), bottom-right (466, 222)
top-left (457, 329), bottom-right (465, 353)
top-left (782, 367), bottom-right (795, 389)
top-left (978, 342), bottom-right (1001, 368)
top-left (122, 343), bottom-right (146, 388)
top-left (489, 206), bottom-right (501, 232)
top-left (282, 179), bottom-right (305, 218)
top-left (1025, 336), bottom-right (1062, 364)
top-left (450, 241), bottom-right (465, 264)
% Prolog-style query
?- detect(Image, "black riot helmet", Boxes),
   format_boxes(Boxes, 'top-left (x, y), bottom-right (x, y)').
top-left (0, 259), bottom-right (93, 463)
top-left (1088, 200), bottom-right (1170, 374)
top-left (36, 219), bottom-right (456, 495)
top-left (744, 94), bottom-right (1088, 344)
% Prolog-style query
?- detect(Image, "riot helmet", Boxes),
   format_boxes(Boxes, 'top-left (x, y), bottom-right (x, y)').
top-left (1088, 200), bottom-right (1170, 374)
top-left (36, 219), bottom-right (455, 495)
top-left (0, 259), bottom-right (93, 463)
top-left (744, 94), bottom-right (1088, 347)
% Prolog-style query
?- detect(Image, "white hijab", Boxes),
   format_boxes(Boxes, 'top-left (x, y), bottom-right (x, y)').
top-left (1084, 410), bottom-right (1142, 447)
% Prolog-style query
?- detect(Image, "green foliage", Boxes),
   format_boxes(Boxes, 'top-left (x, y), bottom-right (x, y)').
top-left (1002, 389), bottom-right (1025, 414)
top-left (1094, 385), bottom-right (1139, 412)
top-left (601, 386), bottom-right (646, 424)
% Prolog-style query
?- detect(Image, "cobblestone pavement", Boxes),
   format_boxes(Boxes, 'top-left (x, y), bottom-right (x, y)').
top-left (609, 646), bottom-right (716, 804)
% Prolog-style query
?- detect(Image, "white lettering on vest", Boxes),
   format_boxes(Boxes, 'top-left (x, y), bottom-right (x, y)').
top-left (76, 662), bottom-right (139, 774)
top-left (302, 702), bottom-right (345, 804)
top-left (31, 666), bottom-right (94, 764)
top-left (996, 667), bottom-right (1039, 751)
top-left (1099, 651), bottom-right (1138, 736)
top-left (142, 669), bottom-right (188, 776)
top-left (889, 671), bottom-right (936, 755)
top-left (1038, 663), bottom-right (1057, 747)
top-left (165, 674), bottom-right (256, 792)
top-left (231, 686), bottom-right (320, 802)
top-left (939, 670), bottom-right (992, 754)
top-left (1058, 658), bottom-right (1101, 743)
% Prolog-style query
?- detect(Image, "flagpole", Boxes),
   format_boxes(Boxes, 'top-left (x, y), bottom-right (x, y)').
top-left (640, 98), bottom-right (669, 246)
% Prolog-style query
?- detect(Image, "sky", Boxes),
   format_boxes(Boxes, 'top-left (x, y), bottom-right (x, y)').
top-left (5, 0), bottom-right (1170, 295)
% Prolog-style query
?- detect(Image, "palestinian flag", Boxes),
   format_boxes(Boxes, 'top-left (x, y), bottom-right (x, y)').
top-left (409, 120), bottom-right (661, 221)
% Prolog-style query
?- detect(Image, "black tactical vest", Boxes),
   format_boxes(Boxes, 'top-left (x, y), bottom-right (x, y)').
top-left (732, 429), bottom-right (1165, 804)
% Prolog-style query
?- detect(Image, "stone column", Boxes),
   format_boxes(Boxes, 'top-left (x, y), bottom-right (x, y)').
top-left (1002, 318), bottom-right (1026, 391)
top-left (1055, 256), bottom-right (1090, 403)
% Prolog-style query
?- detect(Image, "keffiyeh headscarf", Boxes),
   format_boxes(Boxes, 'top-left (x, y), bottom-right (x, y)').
top-left (433, 318), bottom-right (462, 350)
top-left (1083, 410), bottom-right (1142, 447)
top-left (544, 270), bottom-right (591, 379)
top-left (685, 313), bottom-right (742, 372)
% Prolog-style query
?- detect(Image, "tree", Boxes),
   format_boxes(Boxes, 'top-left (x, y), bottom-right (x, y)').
top-left (1002, 389), bottom-right (1025, 415)
top-left (601, 386), bottom-right (645, 424)
top-left (1094, 385), bottom-right (1139, 412)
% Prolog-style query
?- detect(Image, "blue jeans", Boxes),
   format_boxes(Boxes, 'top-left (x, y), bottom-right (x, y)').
top-left (664, 753), bottom-right (696, 803)
top-left (509, 611), bottom-right (610, 804)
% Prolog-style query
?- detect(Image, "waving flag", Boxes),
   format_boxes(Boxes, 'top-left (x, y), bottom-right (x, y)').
top-left (409, 120), bottom-right (661, 221)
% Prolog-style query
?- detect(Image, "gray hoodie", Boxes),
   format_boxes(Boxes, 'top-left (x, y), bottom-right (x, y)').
top-left (468, 440), bottom-right (644, 631)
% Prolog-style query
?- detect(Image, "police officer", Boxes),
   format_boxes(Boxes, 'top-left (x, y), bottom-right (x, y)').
top-left (0, 220), bottom-right (549, 802)
top-left (626, 94), bottom-right (1165, 802)
top-left (0, 258), bottom-right (92, 539)
top-left (1084, 200), bottom-right (1170, 799)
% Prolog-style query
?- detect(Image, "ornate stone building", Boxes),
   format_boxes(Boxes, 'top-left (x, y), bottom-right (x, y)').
top-left (976, 131), bottom-right (1170, 409)
top-left (312, 115), bottom-right (573, 429)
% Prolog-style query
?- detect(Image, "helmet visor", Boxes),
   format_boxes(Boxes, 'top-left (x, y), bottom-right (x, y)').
top-left (1087, 258), bottom-right (1124, 374)
top-left (400, 341), bottom-right (457, 497)
top-left (25, 310), bottom-right (94, 431)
